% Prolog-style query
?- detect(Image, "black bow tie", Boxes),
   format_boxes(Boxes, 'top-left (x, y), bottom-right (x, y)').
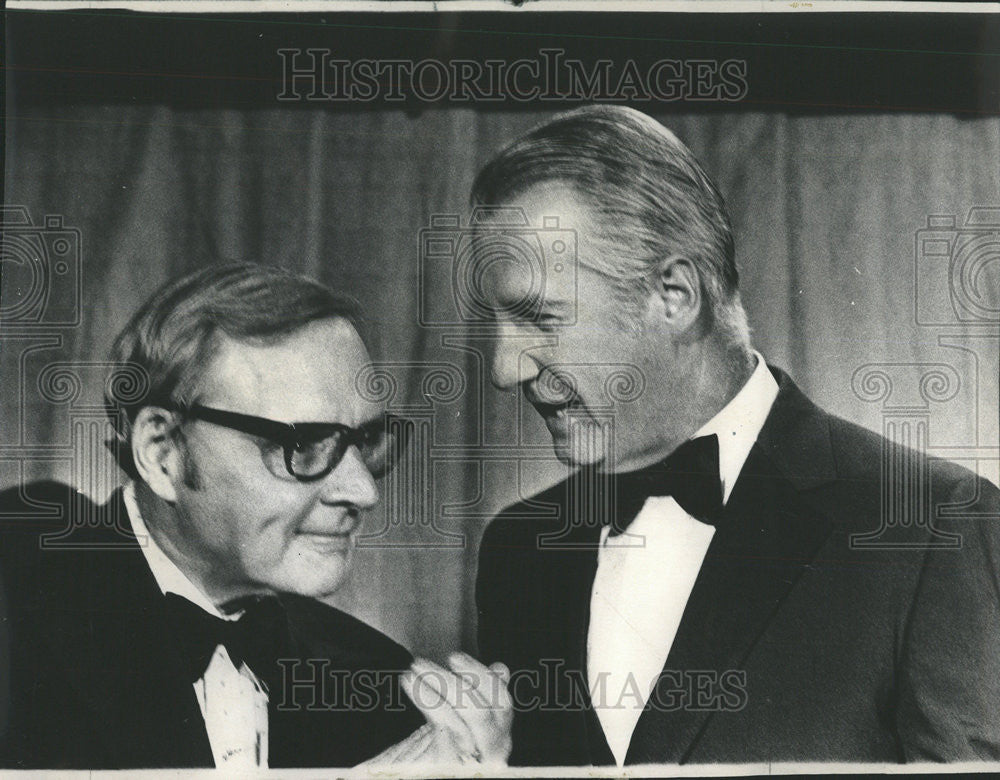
top-left (163, 592), bottom-right (291, 687)
top-left (606, 434), bottom-right (725, 536)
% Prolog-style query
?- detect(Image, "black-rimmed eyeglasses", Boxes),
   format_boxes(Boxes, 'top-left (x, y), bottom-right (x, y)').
top-left (169, 403), bottom-right (410, 482)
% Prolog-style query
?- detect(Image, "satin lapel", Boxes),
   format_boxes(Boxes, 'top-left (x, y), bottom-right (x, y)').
top-left (544, 476), bottom-right (615, 766)
top-left (626, 371), bottom-right (837, 765)
top-left (568, 531), bottom-right (615, 766)
top-left (48, 491), bottom-right (213, 767)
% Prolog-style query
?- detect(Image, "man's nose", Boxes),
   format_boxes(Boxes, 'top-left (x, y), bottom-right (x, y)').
top-left (490, 328), bottom-right (539, 390)
top-left (320, 446), bottom-right (379, 509)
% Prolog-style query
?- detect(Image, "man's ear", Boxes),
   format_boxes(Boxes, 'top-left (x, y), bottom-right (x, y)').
top-left (131, 407), bottom-right (184, 503)
top-left (651, 254), bottom-right (702, 334)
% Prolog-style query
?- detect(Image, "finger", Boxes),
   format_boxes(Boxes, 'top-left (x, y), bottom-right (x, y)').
top-left (413, 656), bottom-right (512, 763)
top-left (448, 653), bottom-right (513, 711)
top-left (368, 724), bottom-right (425, 764)
top-left (392, 724), bottom-right (437, 763)
top-left (455, 655), bottom-right (514, 762)
top-left (445, 652), bottom-right (493, 711)
top-left (489, 661), bottom-right (511, 684)
top-left (409, 660), bottom-right (480, 743)
top-left (448, 653), bottom-right (514, 741)
top-left (424, 727), bottom-right (473, 765)
top-left (403, 662), bottom-right (478, 755)
top-left (488, 662), bottom-right (514, 713)
top-left (415, 657), bottom-right (490, 725)
top-left (360, 723), bottom-right (433, 765)
top-left (447, 652), bottom-right (511, 699)
top-left (391, 729), bottom-right (434, 763)
top-left (437, 654), bottom-right (512, 762)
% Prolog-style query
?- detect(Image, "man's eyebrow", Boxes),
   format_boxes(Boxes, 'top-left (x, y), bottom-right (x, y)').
top-left (543, 300), bottom-right (571, 314)
top-left (357, 412), bottom-right (388, 429)
top-left (494, 297), bottom-right (569, 316)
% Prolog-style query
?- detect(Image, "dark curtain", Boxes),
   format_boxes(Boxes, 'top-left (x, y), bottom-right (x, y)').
top-left (3, 104), bottom-right (999, 659)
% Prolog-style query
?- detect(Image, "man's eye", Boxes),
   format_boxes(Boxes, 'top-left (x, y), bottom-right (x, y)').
top-left (292, 438), bottom-right (333, 458)
top-left (259, 441), bottom-right (297, 481)
top-left (260, 440), bottom-right (284, 456)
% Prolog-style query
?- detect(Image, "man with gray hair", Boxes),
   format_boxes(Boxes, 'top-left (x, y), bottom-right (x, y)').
top-left (475, 105), bottom-right (1000, 765)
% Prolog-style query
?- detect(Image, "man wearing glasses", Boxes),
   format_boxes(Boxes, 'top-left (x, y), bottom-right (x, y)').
top-left (0, 264), bottom-right (510, 769)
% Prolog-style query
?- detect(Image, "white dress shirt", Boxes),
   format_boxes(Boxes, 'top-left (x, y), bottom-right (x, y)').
top-left (587, 352), bottom-right (779, 765)
top-left (123, 483), bottom-right (270, 768)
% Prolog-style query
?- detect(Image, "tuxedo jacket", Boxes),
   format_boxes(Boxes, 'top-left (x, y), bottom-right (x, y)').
top-left (0, 483), bottom-right (423, 769)
top-left (477, 368), bottom-right (1000, 765)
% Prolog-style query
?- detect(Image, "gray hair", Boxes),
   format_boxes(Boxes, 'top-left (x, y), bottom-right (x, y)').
top-left (471, 104), bottom-right (750, 350)
top-left (105, 263), bottom-right (362, 480)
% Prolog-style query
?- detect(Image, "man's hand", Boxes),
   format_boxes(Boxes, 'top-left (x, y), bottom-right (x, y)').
top-left (401, 652), bottom-right (513, 765)
top-left (360, 723), bottom-right (470, 766)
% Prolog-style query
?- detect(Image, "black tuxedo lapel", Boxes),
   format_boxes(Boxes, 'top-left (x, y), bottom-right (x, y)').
top-left (538, 488), bottom-right (614, 766)
top-left (492, 470), bottom-right (619, 767)
top-left (40, 491), bottom-right (213, 767)
top-left (554, 512), bottom-right (615, 766)
top-left (625, 370), bottom-right (837, 764)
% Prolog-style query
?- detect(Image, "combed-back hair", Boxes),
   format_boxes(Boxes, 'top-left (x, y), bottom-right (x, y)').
top-left (104, 263), bottom-right (361, 479)
top-left (471, 104), bottom-right (750, 347)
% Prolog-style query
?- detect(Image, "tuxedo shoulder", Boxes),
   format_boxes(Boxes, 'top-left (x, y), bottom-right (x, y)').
top-left (823, 414), bottom-right (885, 473)
top-left (279, 594), bottom-right (414, 670)
top-left (0, 479), bottom-right (79, 514)
top-left (825, 413), bottom-right (998, 500)
top-left (0, 482), bottom-right (135, 574)
top-left (0, 481), bottom-right (85, 565)
top-left (481, 477), bottom-right (573, 551)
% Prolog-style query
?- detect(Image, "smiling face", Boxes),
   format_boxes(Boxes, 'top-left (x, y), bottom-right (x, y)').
top-left (481, 183), bottom-right (685, 471)
top-left (165, 317), bottom-right (382, 601)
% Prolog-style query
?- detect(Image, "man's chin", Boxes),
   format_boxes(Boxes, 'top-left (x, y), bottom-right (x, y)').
top-left (273, 544), bottom-right (352, 598)
top-left (283, 572), bottom-right (350, 599)
top-left (544, 415), bottom-right (612, 467)
top-left (550, 437), bottom-right (605, 468)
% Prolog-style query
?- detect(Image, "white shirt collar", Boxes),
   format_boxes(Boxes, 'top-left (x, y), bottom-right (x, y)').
top-left (693, 350), bottom-right (779, 504)
top-left (123, 482), bottom-right (234, 620)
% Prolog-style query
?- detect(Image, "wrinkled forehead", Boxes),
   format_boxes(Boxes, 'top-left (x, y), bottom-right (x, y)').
top-left (475, 181), bottom-right (601, 234)
top-left (196, 317), bottom-right (380, 425)
top-left (473, 182), bottom-right (601, 310)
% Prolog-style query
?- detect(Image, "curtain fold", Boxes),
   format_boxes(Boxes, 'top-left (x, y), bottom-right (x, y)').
top-left (4, 105), bottom-right (998, 658)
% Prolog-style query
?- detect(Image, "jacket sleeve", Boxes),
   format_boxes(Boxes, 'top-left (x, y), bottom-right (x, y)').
top-left (895, 474), bottom-right (1000, 760)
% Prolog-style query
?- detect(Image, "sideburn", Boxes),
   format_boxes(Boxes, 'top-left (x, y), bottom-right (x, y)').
top-left (171, 427), bottom-right (203, 491)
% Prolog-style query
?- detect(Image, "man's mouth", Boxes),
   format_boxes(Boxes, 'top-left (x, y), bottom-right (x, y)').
top-left (296, 530), bottom-right (354, 553)
top-left (533, 396), bottom-right (584, 420)
top-left (297, 511), bottom-right (361, 548)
